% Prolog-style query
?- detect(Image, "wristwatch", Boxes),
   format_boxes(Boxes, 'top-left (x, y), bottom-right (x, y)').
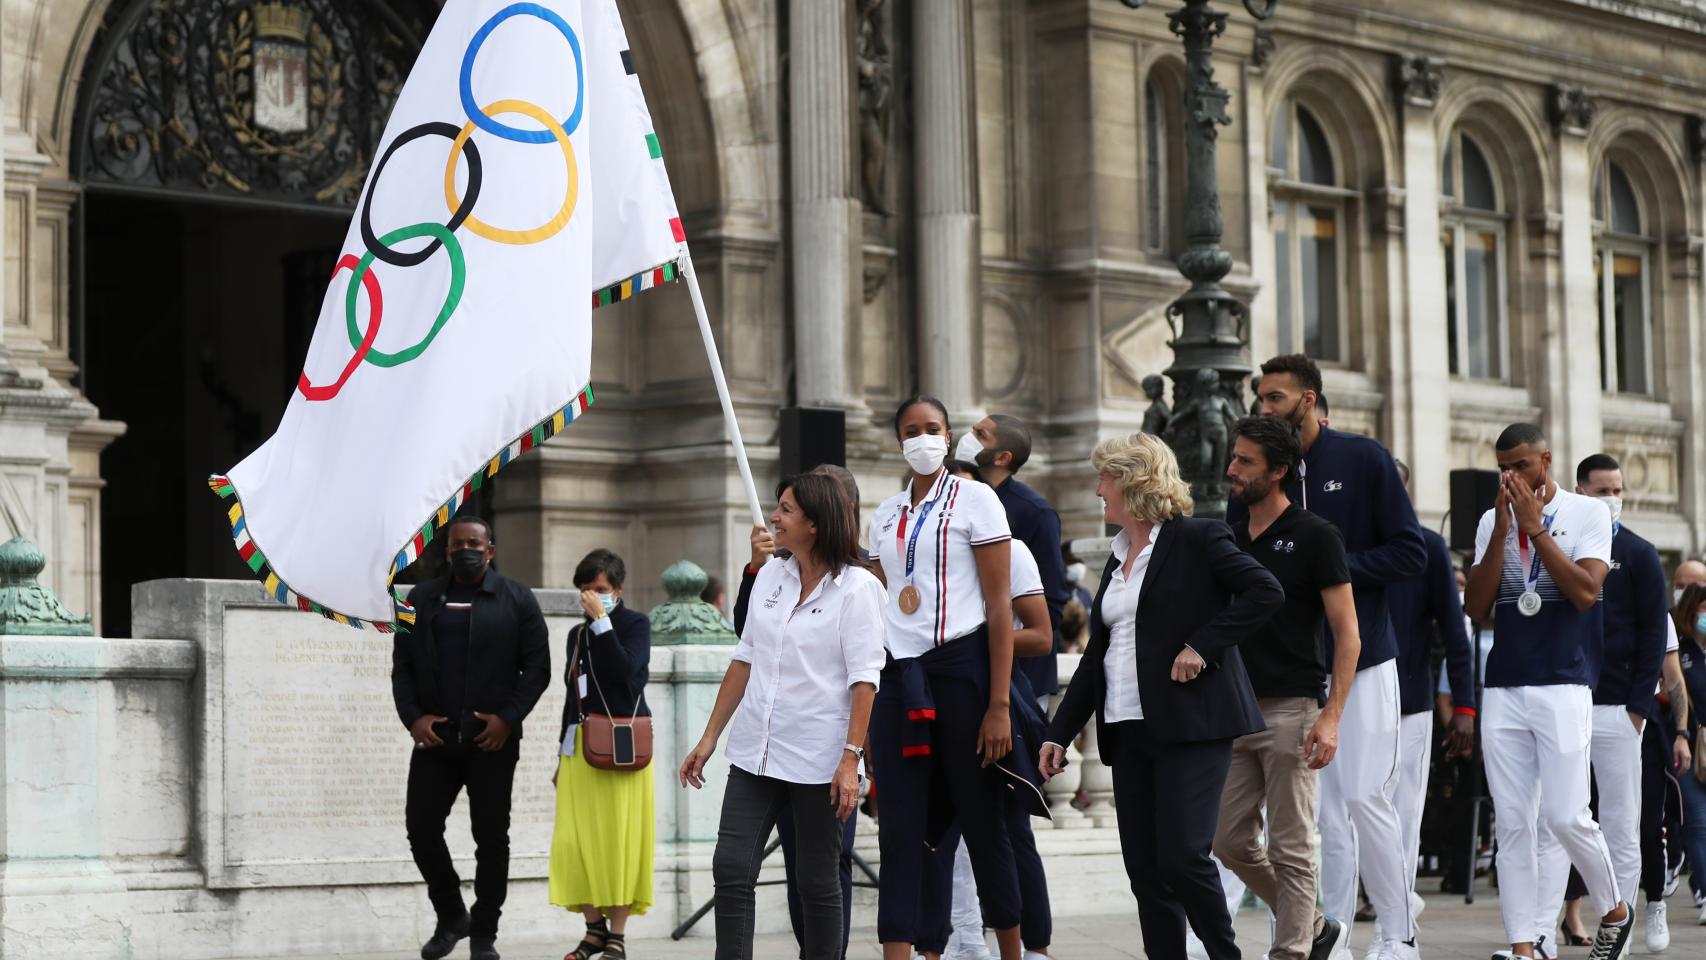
top-left (844, 743), bottom-right (865, 760)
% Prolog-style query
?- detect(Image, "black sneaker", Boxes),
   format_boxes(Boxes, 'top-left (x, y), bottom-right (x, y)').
top-left (469, 937), bottom-right (500, 960)
top-left (1310, 915), bottom-right (1348, 960)
top-left (1589, 908), bottom-right (1635, 960)
top-left (421, 913), bottom-right (470, 960)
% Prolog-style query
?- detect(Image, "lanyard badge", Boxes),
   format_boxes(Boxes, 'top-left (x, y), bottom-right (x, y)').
top-left (896, 498), bottom-right (936, 615)
top-left (1514, 511), bottom-right (1555, 617)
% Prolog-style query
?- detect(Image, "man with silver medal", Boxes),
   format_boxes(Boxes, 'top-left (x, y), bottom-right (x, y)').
top-left (1464, 423), bottom-right (1634, 960)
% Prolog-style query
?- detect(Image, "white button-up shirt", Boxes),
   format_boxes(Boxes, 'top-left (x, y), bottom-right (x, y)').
top-left (725, 557), bottom-right (887, 784)
top-left (1102, 527), bottom-right (1156, 723)
top-left (870, 470), bottom-right (1013, 659)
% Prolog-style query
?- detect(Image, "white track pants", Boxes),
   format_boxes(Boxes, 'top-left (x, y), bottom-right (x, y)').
top-left (947, 841), bottom-right (987, 957)
top-left (1482, 685), bottom-right (1621, 947)
top-left (1533, 703), bottom-right (1644, 937)
top-left (1316, 659), bottom-right (1415, 942)
top-left (1396, 710), bottom-right (1434, 895)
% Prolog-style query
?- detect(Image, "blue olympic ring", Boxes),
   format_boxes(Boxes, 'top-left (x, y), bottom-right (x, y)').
top-left (459, 3), bottom-right (584, 143)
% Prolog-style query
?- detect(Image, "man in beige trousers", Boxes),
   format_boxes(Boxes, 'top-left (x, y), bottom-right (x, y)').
top-left (1218, 416), bottom-right (1363, 960)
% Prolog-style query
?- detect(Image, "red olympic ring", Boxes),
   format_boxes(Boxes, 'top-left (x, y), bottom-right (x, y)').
top-left (297, 254), bottom-right (383, 401)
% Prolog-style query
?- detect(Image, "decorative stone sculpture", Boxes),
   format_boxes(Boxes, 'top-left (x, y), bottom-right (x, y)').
top-left (649, 559), bottom-right (737, 645)
top-left (1140, 374), bottom-right (1172, 437)
top-left (1249, 372), bottom-right (1263, 417)
top-left (856, 0), bottom-right (893, 215)
top-left (1165, 367), bottom-right (1241, 503)
top-left (0, 537), bottom-right (94, 636)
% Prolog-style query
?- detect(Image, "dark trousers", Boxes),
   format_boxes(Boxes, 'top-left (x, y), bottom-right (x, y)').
top-left (713, 765), bottom-right (845, 960)
top-left (917, 799), bottom-right (1054, 954)
top-left (1107, 720), bottom-right (1240, 960)
top-left (868, 671), bottom-right (1020, 944)
top-left (1640, 721), bottom-right (1672, 901)
top-left (778, 805), bottom-right (856, 959)
top-left (404, 739), bottom-right (520, 939)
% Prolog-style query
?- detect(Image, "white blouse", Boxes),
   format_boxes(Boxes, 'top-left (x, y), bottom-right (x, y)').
top-left (1102, 527), bottom-right (1157, 723)
top-left (726, 557), bottom-right (887, 784)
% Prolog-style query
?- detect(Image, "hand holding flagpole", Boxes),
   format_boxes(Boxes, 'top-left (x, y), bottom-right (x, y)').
top-left (680, 255), bottom-right (767, 528)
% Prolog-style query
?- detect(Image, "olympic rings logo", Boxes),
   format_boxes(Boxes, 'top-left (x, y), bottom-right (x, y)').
top-left (297, 2), bottom-right (583, 402)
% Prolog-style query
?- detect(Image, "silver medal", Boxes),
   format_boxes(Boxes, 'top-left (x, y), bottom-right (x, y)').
top-left (1517, 591), bottom-right (1543, 617)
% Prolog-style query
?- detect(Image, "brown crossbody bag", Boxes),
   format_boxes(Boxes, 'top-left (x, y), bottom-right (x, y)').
top-left (569, 623), bottom-right (653, 770)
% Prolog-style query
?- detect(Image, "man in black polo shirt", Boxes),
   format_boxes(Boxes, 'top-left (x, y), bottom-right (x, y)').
top-left (392, 515), bottom-right (551, 960)
top-left (1214, 416), bottom-right (1363, 960)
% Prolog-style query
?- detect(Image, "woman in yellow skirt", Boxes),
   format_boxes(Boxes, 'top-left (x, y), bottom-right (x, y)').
top-left (550, 549), bottom-right (653, 960)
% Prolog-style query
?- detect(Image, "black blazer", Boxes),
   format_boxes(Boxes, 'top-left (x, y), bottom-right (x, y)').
top-left (1045, 516), bottom-right (1281, 750)
top-left (391, 569), bottom-right (551, 737)
top-left (560, 603), bottom-right (653, 742)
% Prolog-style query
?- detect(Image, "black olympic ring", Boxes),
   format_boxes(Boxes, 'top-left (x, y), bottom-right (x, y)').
top-left (360, 121), bottom-right (485, 268)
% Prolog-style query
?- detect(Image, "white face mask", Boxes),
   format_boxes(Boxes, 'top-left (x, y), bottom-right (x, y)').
top-left (954, 432), bottom-right (985, 466)
top-left (902, 434), bottom-right (948, 476)
top-left (1598, 495), bottom-right (1623, 527)
top-left (1067, 562), bottom-right (1087, 585)
top-left (1677, 587), bottom-right (1688, 608)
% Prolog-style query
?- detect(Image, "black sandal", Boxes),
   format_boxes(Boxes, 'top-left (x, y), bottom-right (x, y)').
top-left (602, 931), bottom-right (626, 960)
top-left (566, 918), bottom-right (608, 960)
top-left (1559, 923), bottom-right (1592, 947)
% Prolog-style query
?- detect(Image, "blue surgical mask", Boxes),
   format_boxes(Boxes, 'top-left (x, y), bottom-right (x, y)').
top-left (1696, 612), bottom-right (1706, 638)
top-left (599, 592), bottom-right (619, 616)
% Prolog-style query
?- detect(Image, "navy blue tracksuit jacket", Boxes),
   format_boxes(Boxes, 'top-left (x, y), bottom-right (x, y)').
top-left (1596, 524), bottom-right (1668, 721)
top-left (1386, 527), bottom-right (1476, 716)
top-left (996, 475), bottom-right (1069, 697)
top-left (1228, 426), bottom-right (1426, 670)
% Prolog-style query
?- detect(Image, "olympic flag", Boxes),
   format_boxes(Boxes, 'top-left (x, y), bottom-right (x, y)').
top-left (209, 0), bottom-right (686, 629)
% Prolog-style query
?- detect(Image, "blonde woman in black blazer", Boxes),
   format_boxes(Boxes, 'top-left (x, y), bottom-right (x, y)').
top-left (1040, 432), bottom-right (1281, 960)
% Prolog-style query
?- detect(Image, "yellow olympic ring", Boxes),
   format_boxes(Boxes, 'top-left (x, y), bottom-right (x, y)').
top-left (444, 98), bottom-right (578, 245)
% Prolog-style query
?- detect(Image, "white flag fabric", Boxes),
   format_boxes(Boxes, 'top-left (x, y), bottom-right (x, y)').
top-left (211, 0), bottom-right (684, 629)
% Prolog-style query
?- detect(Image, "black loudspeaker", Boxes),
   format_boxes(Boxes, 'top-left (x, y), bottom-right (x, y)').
top-left (778, 406), bottom-right (846, 479)
top-left (1449, 468), bottom-right (1501, 551)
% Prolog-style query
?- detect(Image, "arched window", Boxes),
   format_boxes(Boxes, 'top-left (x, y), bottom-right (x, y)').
top-left (1440, 129), bottom-right (1507, 380)
top-left (1268, 101), bottom-right (1345, 362)
top-left (1143, 67), bottom-right (1186, 257)
top-left (1145, 77), bottom-right (1168, 252)
top-left (1594, 159), bottom-right (1653, 395)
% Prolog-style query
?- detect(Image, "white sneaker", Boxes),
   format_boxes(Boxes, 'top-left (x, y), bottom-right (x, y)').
top-left (1646, 900), bottom-right (1670, 952)
top-left (1698, 897), bottom-right (1706, 926)
top-left (1534, 933), bottom-right (1557, 960)
top-left (1375, 938), bottom-right (1419, 960)
top-left (1022, 953), bottom-right (1050, 960)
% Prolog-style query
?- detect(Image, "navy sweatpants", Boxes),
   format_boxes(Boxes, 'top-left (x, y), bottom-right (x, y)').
top-left (869, 658), bottom-right (1020, 944)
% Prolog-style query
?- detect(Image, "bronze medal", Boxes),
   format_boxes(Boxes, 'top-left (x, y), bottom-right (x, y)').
top-left (898, 584), bottom-right (921, 615)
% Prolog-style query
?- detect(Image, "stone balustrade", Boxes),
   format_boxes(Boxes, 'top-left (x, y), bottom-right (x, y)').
top-left (0, 573), bottom-right (1128, 959)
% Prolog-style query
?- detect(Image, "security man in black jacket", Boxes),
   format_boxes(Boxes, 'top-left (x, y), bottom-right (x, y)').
top-left (392, 515), bottom-right (551, 960)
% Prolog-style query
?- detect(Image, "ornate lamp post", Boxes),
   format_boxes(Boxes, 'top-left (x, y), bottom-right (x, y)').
top-left (1119, 0), bottom-right (1277, 518)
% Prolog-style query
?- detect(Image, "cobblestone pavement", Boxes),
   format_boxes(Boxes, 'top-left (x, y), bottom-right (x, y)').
top-left (269, 885), bottom-right (1706, 959)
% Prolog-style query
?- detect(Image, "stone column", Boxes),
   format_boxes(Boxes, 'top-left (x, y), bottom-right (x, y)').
top-left (1550, 85), bottom-right (1603, 471)
top-left (913, 0), bottom-right (979, 422)
top-left (788, 0), bottom-right (861, 409)
top-left (1395, 56), bottom-right (1451, 516)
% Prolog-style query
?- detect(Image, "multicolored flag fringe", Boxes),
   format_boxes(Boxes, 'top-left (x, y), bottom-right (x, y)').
top-left (211, 0), bottom-right (685, 629)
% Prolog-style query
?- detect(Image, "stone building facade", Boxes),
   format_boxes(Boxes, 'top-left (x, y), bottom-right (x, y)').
top-left (2, 0), bottom-right (1704, 633)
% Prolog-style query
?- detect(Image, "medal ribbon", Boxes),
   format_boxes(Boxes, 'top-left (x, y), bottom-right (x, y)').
top-left (1515, 510), bottom-right (1556, 597)
top-left (898, 498), bottom-right (938, 586)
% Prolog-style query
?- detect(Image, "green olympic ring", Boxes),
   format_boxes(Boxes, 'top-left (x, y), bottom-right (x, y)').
top-left (345, 222), bottom-right (466, 367)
